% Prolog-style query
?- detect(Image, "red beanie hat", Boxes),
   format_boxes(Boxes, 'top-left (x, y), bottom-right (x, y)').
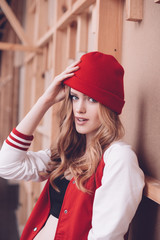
top-left (64, 51), bottom-right (125, 114)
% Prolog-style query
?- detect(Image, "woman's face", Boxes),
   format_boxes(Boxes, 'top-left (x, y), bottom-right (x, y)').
top-left (70, 88), bottom-right (101, 142)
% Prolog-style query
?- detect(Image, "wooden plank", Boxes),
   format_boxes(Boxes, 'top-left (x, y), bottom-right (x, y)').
top-left (24, 53), bottom-right (36, 64)
top-left (36, 26), bottom-right (55, 47)
top-left (12, 68), bottom-right (19, 128)
top-left (56, 10), bottom-right (76, 30)
top-left (28, 0), bottom-right (36, 13)
top-left (23, 60), bottom-right (34, 116)
top-left (50, 29), bottom-right (68, 144)
top-left (95, 0), bottom-right (123, 61)
top-left (48, 0), bottom-right (56, 27)
top-left (0, 51), bottom-right (14, 140)
top-left (47, 40), bottom-right (54, 69)
top-left (126, 0), bottom-right (143, 21)
top-left (0, 42), bottom-right (42, 53)
top-left (57, 0), bottom-right (96, 30)
top-left (54, 29), bottom-right (68, 75)
top-left (0, 0), bottom-right (32, 45)
top-left (0, 75), bottom-right (12, 89)
top-left (72, 0), bottom-right (96, 15)
top-left (67, 21), bottom-right (77, 59)
top-left (76, 13), bottom-right (88, 52)
top-left (35, 0), bottom-right (95, 48)
top-left (144, 176), bottom-right (160, 204)
top-left (56, 0), bottom-right (69, 20)
top-left (34, 0), bottom-right (49, 41)
top-left (25, 0), bottom-right (35, 44)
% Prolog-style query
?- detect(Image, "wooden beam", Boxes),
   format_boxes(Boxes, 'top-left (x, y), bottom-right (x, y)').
top-left (144, 176), bottom-right (160, 204)
top-left (95, 0), bottom-right (123, 61)
top-left (24, 53), bottom-right (36, 64)
top-left (0, 75), bottom-right (12, 90)
top-left (126, 0), bottom-right (143, 21)
top-left (34, 0), bottom-right (95, 48)
top-left (67, 22), bottom-right (77, 59)
top-left (36, 26), bottom-right (55, 47)
top-left (0, 0), bottom-right (32, 45)
top-left (72, 0), bottom-right (96, 14)
top-left (0, 42), bottom-right (42, 53)
top-left (28, 0), bottom-right (36, 13)
top-left (76, 13), bottom-right (88, 52)
top-left (57, 0), bottom-right (96, 30)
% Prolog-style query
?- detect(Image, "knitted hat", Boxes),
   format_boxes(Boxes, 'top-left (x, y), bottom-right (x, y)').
top-left (64, 51), bottom-right (125, 114)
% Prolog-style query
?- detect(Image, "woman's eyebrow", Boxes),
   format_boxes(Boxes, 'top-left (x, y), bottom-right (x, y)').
top-left (70, 91), bottom-right (78, 95)
top-left (70, 91), bottom-right (87, 97)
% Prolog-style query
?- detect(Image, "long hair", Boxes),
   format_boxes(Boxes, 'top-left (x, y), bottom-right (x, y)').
top-left (46, 88), bottom-right (124, 192)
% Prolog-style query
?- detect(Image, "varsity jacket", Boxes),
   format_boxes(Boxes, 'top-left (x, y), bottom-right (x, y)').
top-left (0, 128), bottom-right (145, 240)
top-left (21, 157), bottom-right (105, 240)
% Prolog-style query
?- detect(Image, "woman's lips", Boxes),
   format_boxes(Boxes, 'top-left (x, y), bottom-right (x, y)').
top-left (75, 117), bottom-right (88, 125)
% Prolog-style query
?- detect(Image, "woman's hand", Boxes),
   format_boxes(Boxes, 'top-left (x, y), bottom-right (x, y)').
top-left (16, 60), bottom-right (80, 135)
top-left (41, 60), bottom-right (80, 107)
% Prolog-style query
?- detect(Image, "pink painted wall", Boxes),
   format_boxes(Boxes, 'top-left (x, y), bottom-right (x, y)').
top-left (121, 1), bottom-right (160, 239)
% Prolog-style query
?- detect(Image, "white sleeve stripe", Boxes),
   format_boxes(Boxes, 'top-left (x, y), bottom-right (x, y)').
top-left (11, 132), bottom-right (32, 144)
top-left (7, 136), bottom-right (29, 149)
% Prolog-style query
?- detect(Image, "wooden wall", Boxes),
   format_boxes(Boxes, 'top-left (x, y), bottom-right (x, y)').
top-left (0, 0), bottom-right (22, 146)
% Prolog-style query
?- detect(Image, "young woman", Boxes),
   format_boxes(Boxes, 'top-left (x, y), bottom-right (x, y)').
top-left (0, 52), bottom-right (144, 240)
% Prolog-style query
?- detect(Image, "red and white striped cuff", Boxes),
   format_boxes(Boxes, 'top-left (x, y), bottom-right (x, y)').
top-left (6, 128), bottom-right (34, 151)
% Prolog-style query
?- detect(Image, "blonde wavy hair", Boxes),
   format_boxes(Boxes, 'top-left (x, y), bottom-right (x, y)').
top-left (47, 88), bottom-right (124, 192)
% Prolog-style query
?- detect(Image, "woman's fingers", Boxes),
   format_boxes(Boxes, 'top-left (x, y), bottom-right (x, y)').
top-left (62, 65), bottom-right (79, 75)
top-left (55, 72), bottom-right (74, 83)
top-left (55, 60), bottom-right (80, 84)
top-left (47, 59), bottom-right (80, 98)
top-left (41, 59), bottom-right (81, 105)
top-left (63, 59), bottom-right (81, 73)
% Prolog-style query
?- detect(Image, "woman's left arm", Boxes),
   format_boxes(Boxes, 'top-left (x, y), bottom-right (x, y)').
top-left (88, 143), bottom-right (145, 240)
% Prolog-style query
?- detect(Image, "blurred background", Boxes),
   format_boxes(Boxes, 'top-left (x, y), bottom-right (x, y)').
top-left (0, 0), bottom-right (160, 239)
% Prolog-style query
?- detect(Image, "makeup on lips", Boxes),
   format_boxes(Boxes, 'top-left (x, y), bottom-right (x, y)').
top-left (75, 116), bottom-right (88, 125)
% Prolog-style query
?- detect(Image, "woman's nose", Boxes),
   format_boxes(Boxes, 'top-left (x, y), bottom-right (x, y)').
top-left (76, 100), bottom-right (86, 113)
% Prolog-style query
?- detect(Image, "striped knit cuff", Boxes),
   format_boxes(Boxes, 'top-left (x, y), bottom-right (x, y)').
top-left (6, 128), bottom-right (34, 151)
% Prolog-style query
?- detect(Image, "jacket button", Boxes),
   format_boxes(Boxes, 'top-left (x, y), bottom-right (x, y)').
top-left (33, 227), bottom-right (37, 231)
top-left (64, 209), bottom-right (68, 214)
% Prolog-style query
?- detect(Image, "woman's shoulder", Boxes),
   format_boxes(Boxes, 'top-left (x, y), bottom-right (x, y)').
top-left (102, 141), bottom-right (144, 186)
top-left (103, 141), bottom-right (138, 167)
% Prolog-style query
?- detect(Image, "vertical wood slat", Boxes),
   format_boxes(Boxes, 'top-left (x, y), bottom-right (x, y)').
top-left (76, 13), bottom-right (88, 53)
top-left (12, 67), bottom-right (19, 129)
top-left (67, 21), bottom-right (77, 59)
top-left (126, 0), bottom-right (143, 21)
top-left (95, 0), bottom-right (124, 61)
top-left (50, 27), bottom-right (69, 145)
top-left (25, 0), bottom-right (36, 44)
top-left (33, 0), bottom-right (49, 43)
top-left (57, 0), bottom-right (69, 21)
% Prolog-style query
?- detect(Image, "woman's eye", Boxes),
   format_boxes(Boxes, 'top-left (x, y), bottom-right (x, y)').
top-left (89, 98), bottom-right (97, 103)
top-left (70, 95), bottom-right (78, 100)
